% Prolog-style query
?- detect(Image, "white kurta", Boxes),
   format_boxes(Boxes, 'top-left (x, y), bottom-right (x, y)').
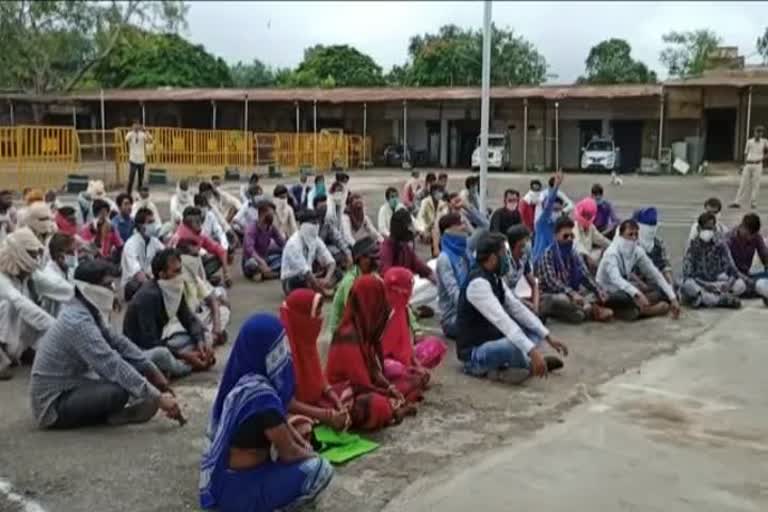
top-left (0, 272), bottom-right (56, 360)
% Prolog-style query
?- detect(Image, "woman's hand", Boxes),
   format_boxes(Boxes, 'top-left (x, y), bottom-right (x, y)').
top-left (325, 409), bottom-right (349, 431)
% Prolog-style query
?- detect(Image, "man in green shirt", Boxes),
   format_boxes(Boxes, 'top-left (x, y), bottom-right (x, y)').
top-left (327, 237), bottom-right (379, 335)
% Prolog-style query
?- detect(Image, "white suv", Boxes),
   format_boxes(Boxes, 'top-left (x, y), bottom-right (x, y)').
top-left (581, 138), bottom-right (620, 172)
top-left (472, 134), bottom-right (510, 171)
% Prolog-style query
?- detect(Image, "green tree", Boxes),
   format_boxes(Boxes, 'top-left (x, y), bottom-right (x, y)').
top-left (93, 29), bottom-right (232, 88)
top-left (758, 27), bottom-right (768, 64)
top-left (277, 44), bottom-right (385, 87)
top-left (660, 29), bottom-right (722, 78)
top-left (578, 39), bottom-right (657, 84)
top-left (0, 0), bottom-right (187, 93)
top-left (230, 59), bottom-right (276, 87)
top-left (399, 24), bottom-right (548, 86)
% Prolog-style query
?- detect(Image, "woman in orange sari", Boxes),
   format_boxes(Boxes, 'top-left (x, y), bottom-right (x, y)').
top-left (325, 275), bottom-right (419, 430)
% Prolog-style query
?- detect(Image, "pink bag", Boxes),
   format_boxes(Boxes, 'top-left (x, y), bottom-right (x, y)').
top-left (414, 336), bottom-right (447, 370)
top-left (383, 358), bottom-right (407, 380)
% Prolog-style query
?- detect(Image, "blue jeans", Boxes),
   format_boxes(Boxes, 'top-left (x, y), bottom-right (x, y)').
top-left (463, 335), bottom-right (542, 377)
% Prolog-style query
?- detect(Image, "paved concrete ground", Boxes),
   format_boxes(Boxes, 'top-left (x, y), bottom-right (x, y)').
top-left (0, 169), bottom-right (765, 512)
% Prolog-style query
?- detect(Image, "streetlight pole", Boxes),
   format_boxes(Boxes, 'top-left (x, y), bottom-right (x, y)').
top-left (479, 0), bottom-right (492, 213)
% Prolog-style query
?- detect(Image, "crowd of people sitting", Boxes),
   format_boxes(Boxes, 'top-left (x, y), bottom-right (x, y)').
top-left (1, 165), bottom-right (767, 512)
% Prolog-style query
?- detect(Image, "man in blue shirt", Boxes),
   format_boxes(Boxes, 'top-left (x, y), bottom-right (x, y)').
top-left (112, 193), bottom-right (135, 243)
top-left (531, 170), bottom-right (564, 263)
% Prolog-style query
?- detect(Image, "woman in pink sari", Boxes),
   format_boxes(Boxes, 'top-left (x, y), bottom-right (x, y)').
top-left (381, 267), bottom-right (447, 388)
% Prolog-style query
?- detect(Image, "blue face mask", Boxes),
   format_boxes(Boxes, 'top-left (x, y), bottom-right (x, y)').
top-left (388, 197), bottom-right (399, 209)
top-left (557, 239), bottom-right (574, 253)
top-left (315, 183), bottom-right (326, 196)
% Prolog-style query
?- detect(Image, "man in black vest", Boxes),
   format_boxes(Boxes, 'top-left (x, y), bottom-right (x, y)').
top-left (457, 231), bottom-right (568, 384)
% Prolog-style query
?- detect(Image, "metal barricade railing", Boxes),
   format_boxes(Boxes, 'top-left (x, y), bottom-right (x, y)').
top-left (0, 126), bottom-right (79, 191)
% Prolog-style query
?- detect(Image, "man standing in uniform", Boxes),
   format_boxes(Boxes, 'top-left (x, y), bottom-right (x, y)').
top-left (730, 125), bottom-right (768, 209)
top-left (125, 122), bottom-right (153, 195)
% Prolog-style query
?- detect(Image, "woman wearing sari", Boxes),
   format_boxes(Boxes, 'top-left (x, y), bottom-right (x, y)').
top-left (325, 275), bottom-right (419, 430)
top-left (381, 267), bottom-right (447, 384)
top-left (199, 314), bottom-right (333, 512)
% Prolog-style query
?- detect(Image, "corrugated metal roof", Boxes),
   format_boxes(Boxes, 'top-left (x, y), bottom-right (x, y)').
top-left (0, 84), bottom-right (663, 104)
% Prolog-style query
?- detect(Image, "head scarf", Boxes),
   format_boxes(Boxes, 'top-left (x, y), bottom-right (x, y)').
top-left (24, 189), bottom-right (44, 205)
top-left (381, 267), bottom-right (415, 367)
top-left (574, 197), bottom-right (597, 231)
top-left (632, 207), bottom-right (658, 253)
top-left (440, 232), bottom-right (469, 285)
top-left (87, 180), bottom-right (107, 199)
top-left (55, 210), bottom-right (78, 236)
top-left (280, 289), bottom-right (326, 404)
top-left (0, 227), bottom-right (43, 275)
top-left (201, 313), bottom-right (294, 509)
top-left (20, 201), bottom-right (54, 238)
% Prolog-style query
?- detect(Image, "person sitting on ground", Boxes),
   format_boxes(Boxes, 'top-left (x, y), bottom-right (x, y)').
top-left (0, 228), bottom-right (56, 380)
top-left (280, 209), bottom-right (336, 296)
top-left (290, 169), bottom-right (313, 210)
top-left (199, 313), bottom-right (334, 512)
top-left (381, 208), bottom-right (435, 283)
top-left (210, 175), bottom-right (242, 223)
top-left (36, 233), bottom-right (76, 318)
top-left (535, 217), bottom-right (613, 323)
top-left (111, 193), bottom-right (134, 243)
top-left (572, 197), bottom-right (611, 272)
top-left (169, 179), bottom-right (194, 230)
top-left (239, 172), bottom-right (260, 204)
top-left (414, 172), bottom-right (436, 211)
top-left (518, 180), bottom-right (542, 231)
top-left (0, 189), bottom-right (17, 242)
top-left (343, 193), bottom-right (382, 246)
top-left (75, 180), bottom-right (117, 226)
top-left (325, 181), bottom-right (347, 232)
top-left (436, 213), bottom-right (470, 338)
top-left (688, 197), bottom-right (727, 243)
top-left (456, 231), bottom-right (568, 384)
top-left (680, 212), bottom-right (747, 309)
top-left (416, 184), bottom-right (444, 244)
top-left (176, 239), bottom-right (230, 346)
top-left (632, 207), bottom-right (673, 286)
top-left (306, 174), bottom-right (326, 211)
top-left (123, 249), bottom-right (214, 374)
top-left (333, 171), bottom-right (351, 205)
top-left (199, 181), bottom-right (234, 237)
top-left (591, 183), bottom-right (620, 237)
top-left (171, 206), bottom-right (232, 287)
top-left (490, 189), bottom-right (521, 235)
top-left (505, 225), bottom-right (540, 313)
top-left (726, 213), bottom-right (768, 303)
top-left (402, 170), bottom-right (422, 212)
top-left (314, 195), bottom-right (352, 271)
top-left (431, 192), bottom-right (472, 257)
top-left (121, 207), bottom-right (165, 301)
top-left (328, 237), bottom-right (379, 335)
top-left (132, 186), bottom-right (163, 238)
top-left (272, 184), bottom-right (298, 239)
top-left (596, 219), bottom-right (680, 321)
top-left (44, 189), bottom-right (60, 214)
top-left (459, 176), bottom-right (490, 230)
top-left (80, 199), bottom-right (124, 263)
top-left (195, 193), bottom-right (231, 255)
top-left (532, 171), bottom-right (565, 262)
top-left (242, 200), bottom-right (285, 281)
top-left (231, 182), bottom-right (264, 238)
top-left (378, 186), bottom-right (405, 238)
top-left (18, 201), bottom-right (55, 250)
top-left (437, 172), bottom-right (448, 191)
top-left (30, 259), bottom-right (181, 429)
top-left (54, 206), bottom-right (84, 248)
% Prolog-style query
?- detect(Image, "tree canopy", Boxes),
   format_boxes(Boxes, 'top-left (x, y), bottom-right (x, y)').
top-left (277, 45), bottom-right (385, 87)
top-left (389, 24), bottom-right (548, 87)
top-left (578, 39), bottom-right (656, 84)
top-left (93, 29), bottom-right (232, 88)
top-left (660, 29), bottom-right (722, 78)
top-left (0, 0), bottom-right (187, 93)
top-left (758, 27), bottom-right (768, 65)
top-left (230, 59), bottom-right (278, 87)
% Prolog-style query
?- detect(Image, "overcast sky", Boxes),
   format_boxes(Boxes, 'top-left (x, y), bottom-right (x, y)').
top-left (186, 1), bottom-right (767, 83)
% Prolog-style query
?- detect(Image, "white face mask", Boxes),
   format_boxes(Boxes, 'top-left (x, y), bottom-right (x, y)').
top-left (698, 229), bottom-right (715, 243)
top-left (158, 274), bottom-right (185, 319)
top-left (64, 254), bottom-right (78, 270)
top-left (617, 236), bottom-right (638, 259)
top-left (75, 280), bottom-right (115, 322)
top-left (299, 222), bottom-right (319, 243)
top-left (637, 224), bottom-right (657, 252)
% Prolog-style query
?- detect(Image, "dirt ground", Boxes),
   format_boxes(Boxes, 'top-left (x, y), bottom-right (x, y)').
top-left (0, 168), bottom-right (762, 512)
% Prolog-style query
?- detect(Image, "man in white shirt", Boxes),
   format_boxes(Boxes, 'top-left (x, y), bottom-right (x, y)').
top-left (125, 123), bottom-right (153, 194)
top-left (280, 210), bottom-right (336, 296)
top-left (596, 219), bottom-right (681, 321)
top-left (210, 175), bottom-right (242, 222)
top-left (730, 125), bottom-right (768, 209)
top-left (194, 194), bottom-right (230, 252)
top-left (378, 187), bottom-right (405, 238)
top-left (121, 207), bottom-right (165, 301)
top-left (35, 233), bottom-right (76, 318)
top-left (132, 186), bottom-right (162, 233)
top-left (456, 231), bottom-right (569, 384)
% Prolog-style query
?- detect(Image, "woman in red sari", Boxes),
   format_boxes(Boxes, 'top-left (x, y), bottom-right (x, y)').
top-left (381, 267), bottom-right (447, 386)
top-left (325, 275), bottom-right (418, 430)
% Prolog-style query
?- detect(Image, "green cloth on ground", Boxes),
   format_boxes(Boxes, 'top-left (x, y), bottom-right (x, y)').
top-left (313, 425), bottom-right (379, 464)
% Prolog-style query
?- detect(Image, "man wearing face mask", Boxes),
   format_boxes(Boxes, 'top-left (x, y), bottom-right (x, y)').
top-left (123, 249), bottom-right (214, 374)
top-left (314, 195), bottom-right (353, 271)
top-left (194, 193), bottom-right (230, 254)
top-left (490, 189), bottom-right (522, 235)
top-left (457, 231), bottom-right (568, 384)
top-left (597, 219), bottom-right (680, 321)
top-left (381, 209), bottom-right (435, 282)
top-left (431, 192), bottom-right (472, 258)
top-left (328, 236), bottom-right (380, 334)
top-left (535, 217), bottom-right (613, 324)
top-left (0, 228), bottom-right (56, 379)
top-left (242, 200), bottom-right (285, 281)
top-left (290, 170), bottom-right (313, 210)
top-left (436, 214), bottom-right (471, 338)
top-left (378, 187), bottom-right (405, 238)
top-left (680, 212), bottom-right (746, 309)
top-left (80, 199), bottom-right (124, 263)
top-left (170, 206), bottom-right (231, 287)
top-left (591, 184), bottom-right (619, 238)
top-left (121, 207), bottom-right (165, 301)
top-left (307, 174), bottom-right (327, 211)
top-left (232, 182), bottom-right (264, 238)
top-left (342, 193), bottom-right (382, 246)
top-left (631, 208), bottom-right (673, 287)
top-left (272, 185), bottom-right (298, 239)
top-left (505, 225), bottom-right (540, 313)
top-left (169, 180), bottom-right (193, 228)
top-left (30, 258), bottom-right (182, 429)
top-left (210, 175), bottom-right (242, 223)
top-left (280, 209), bottom-right (336, 296)
top-left (35, 233), bottom-right (76, 318)
top-left (687, 197), bottom-right (727, 244)
top-left (416, 184), bottom-right (445, 244)
top-left (0, 189), bottom-right (17, 243)
top-left (518, 180), bottom-right (542, 231)
top-left (19, 200), bottom-right (55, 245)
top-left (532, 171), bottom-right (565, 263)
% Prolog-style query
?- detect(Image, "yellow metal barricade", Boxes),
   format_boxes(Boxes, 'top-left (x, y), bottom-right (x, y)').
top-left (0, 126), bottom-right (79, 191)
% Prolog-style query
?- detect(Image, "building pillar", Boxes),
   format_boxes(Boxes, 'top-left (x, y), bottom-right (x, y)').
top-left (657, 88), bottom-right (665, 162)
top-left (554, 102), bottom-right (560, 171)
top-left (211, 100), bottom-right (217, 129)
top-left (402, 100), bottom-right (408, 164)
top-left (362, 102), bottom-right (368, 168)
top-left (439, 117), bottom-right (448, 167)
top-left (522, 98), bottom-right (528, 172)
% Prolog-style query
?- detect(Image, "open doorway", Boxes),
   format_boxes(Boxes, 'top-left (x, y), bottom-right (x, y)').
top-left (611, 120), bottom-right (643, 173)
top-left (705, 108), bottom-right (736, 161)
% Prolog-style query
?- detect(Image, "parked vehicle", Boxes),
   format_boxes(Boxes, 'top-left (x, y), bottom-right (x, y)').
top-left (581, 138), bottom-right (621, 172)
top-left (381, 144), bottom-right (428, 168)
top-left (471, 133), bottom-right (511, 171)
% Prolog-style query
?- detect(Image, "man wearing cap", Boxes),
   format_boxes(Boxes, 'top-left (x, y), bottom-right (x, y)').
top-left (456, 231), bottom-right (568, 384)
top-left (328, 236), bottom-right (380, 334)
top-left (730, 125), bottom-right (768, 209)
top-left (280, 209), bottom-right (336, 296)
top-left (242, 200), bottom-right (285, 281)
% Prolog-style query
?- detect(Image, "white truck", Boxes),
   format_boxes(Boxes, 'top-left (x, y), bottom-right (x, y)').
top-left (471, 133), bottom-right (511, 171)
